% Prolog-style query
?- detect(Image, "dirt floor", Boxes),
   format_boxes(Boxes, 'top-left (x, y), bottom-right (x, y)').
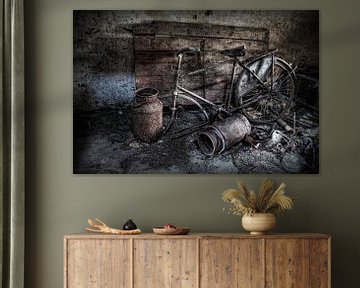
top-left (73, 104), bottom-right (319, 174)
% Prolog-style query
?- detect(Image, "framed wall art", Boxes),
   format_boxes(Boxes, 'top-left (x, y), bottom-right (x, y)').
top-left (73, 10), bottom-right (319, 174)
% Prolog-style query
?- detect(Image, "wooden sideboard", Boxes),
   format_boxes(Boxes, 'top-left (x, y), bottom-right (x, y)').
top-left (64, 233), bottom-right (330, 288)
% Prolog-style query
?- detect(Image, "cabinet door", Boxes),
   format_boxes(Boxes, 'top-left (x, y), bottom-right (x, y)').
top-left (266, 239), bottom-right (311, 288)
top-left (200, 239), bottom-right (264, 288)
top-left (66, 239), bottom-right (131, 288)
top-left (134, 239), bottom-right (198, 288)
top-left (309, 239), bottom-right (330, 288)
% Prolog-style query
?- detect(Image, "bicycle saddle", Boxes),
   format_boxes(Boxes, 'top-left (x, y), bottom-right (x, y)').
top-left (220, 45), bottom-right (246, 58)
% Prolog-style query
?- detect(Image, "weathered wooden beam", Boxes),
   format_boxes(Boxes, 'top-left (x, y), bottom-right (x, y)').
top-left (133, 21), bottom-right (269, 42)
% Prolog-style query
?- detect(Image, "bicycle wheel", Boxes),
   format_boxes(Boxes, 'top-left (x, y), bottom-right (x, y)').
top-left (234, 56), bottom-right (295, 124)
top-left (162, 94), bottom-right (210, 139)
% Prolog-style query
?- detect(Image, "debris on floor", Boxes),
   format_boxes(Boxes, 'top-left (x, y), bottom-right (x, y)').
top-left (74, 99), bottom-right (319, 174)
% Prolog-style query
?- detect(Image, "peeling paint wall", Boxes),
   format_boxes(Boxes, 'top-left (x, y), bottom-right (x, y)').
top-left (73, 10), bottom-right (318, 111)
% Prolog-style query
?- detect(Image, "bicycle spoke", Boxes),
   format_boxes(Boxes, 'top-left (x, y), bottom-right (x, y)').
top-left (236, 57), bottom-right (295, 123)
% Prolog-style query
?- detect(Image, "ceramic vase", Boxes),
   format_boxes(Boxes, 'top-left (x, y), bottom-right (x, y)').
top-left (242, 213), bottom-right (276, 235)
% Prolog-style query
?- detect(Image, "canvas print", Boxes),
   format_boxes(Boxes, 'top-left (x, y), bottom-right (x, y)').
top-left (73, 10), bottom-right (319, 174)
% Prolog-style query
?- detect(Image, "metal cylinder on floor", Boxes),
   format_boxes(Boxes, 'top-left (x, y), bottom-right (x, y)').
top-left (198, 114), bottom-right (251, 155)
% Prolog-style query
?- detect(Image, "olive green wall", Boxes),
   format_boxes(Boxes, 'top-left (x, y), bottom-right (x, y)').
top-left (25, 0), bottom-right (360, 287)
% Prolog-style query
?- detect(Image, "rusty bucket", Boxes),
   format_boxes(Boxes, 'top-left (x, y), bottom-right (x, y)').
top-left (198, 114), bottom-right (251, 155)
top-left (132, 87), bottom-right (163, 143)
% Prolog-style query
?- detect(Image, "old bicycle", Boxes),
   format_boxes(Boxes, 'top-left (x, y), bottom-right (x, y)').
top-left (163, 45), bottom-right (297, 138)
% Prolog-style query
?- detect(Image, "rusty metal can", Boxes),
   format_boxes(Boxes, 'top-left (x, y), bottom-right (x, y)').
top-left (198, 114), bottom-right (251, 155)
top-left (132, 87), bottom-right (163, 143)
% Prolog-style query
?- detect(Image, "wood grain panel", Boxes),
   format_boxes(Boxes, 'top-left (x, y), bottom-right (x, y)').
top-left (135, 37), bottom-right (267, 54)
top-left (65, 234), bottom-right (330, 288)
top-left (265, 239), bottom-right (310, 288)
top-left (135, 51), bottom-right (177, 63)
top-left (136, 75), bottom-right (204, 90)
top-left (204, 39), bottom-right (268, 52)
top-left (200, 239), bottom-right (264, 288)
top-left (134, 36), bottom-right (202, 51)
top-left (310, 239), bottom-right (330, 288)
top-left (65, 233), bottom-right (330, 240)
top-left (135, 60), bottom-right (202, 76)
top-left (133, 21), bottom-right (269, 41)
top-left (66, 239), bottom-right (131, 288)
top-left (133, 239), bottom-right (198, 288)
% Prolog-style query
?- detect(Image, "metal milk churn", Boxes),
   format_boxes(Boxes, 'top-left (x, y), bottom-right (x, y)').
top-left (132, 87), bottom-right (163, 143)
top-left (198, 114), bottom-right (251, 155)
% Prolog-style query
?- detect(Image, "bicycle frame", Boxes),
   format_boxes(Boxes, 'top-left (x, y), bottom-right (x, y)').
top-left (165, 47), bottom-right (296, 134)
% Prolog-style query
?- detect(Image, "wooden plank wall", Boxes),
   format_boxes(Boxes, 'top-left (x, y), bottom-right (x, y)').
top-left (134, 21), bottom-right (269, 105)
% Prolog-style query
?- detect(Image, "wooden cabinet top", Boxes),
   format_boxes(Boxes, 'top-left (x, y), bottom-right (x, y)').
top-left (64, 232), bottom-right (330, 240)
